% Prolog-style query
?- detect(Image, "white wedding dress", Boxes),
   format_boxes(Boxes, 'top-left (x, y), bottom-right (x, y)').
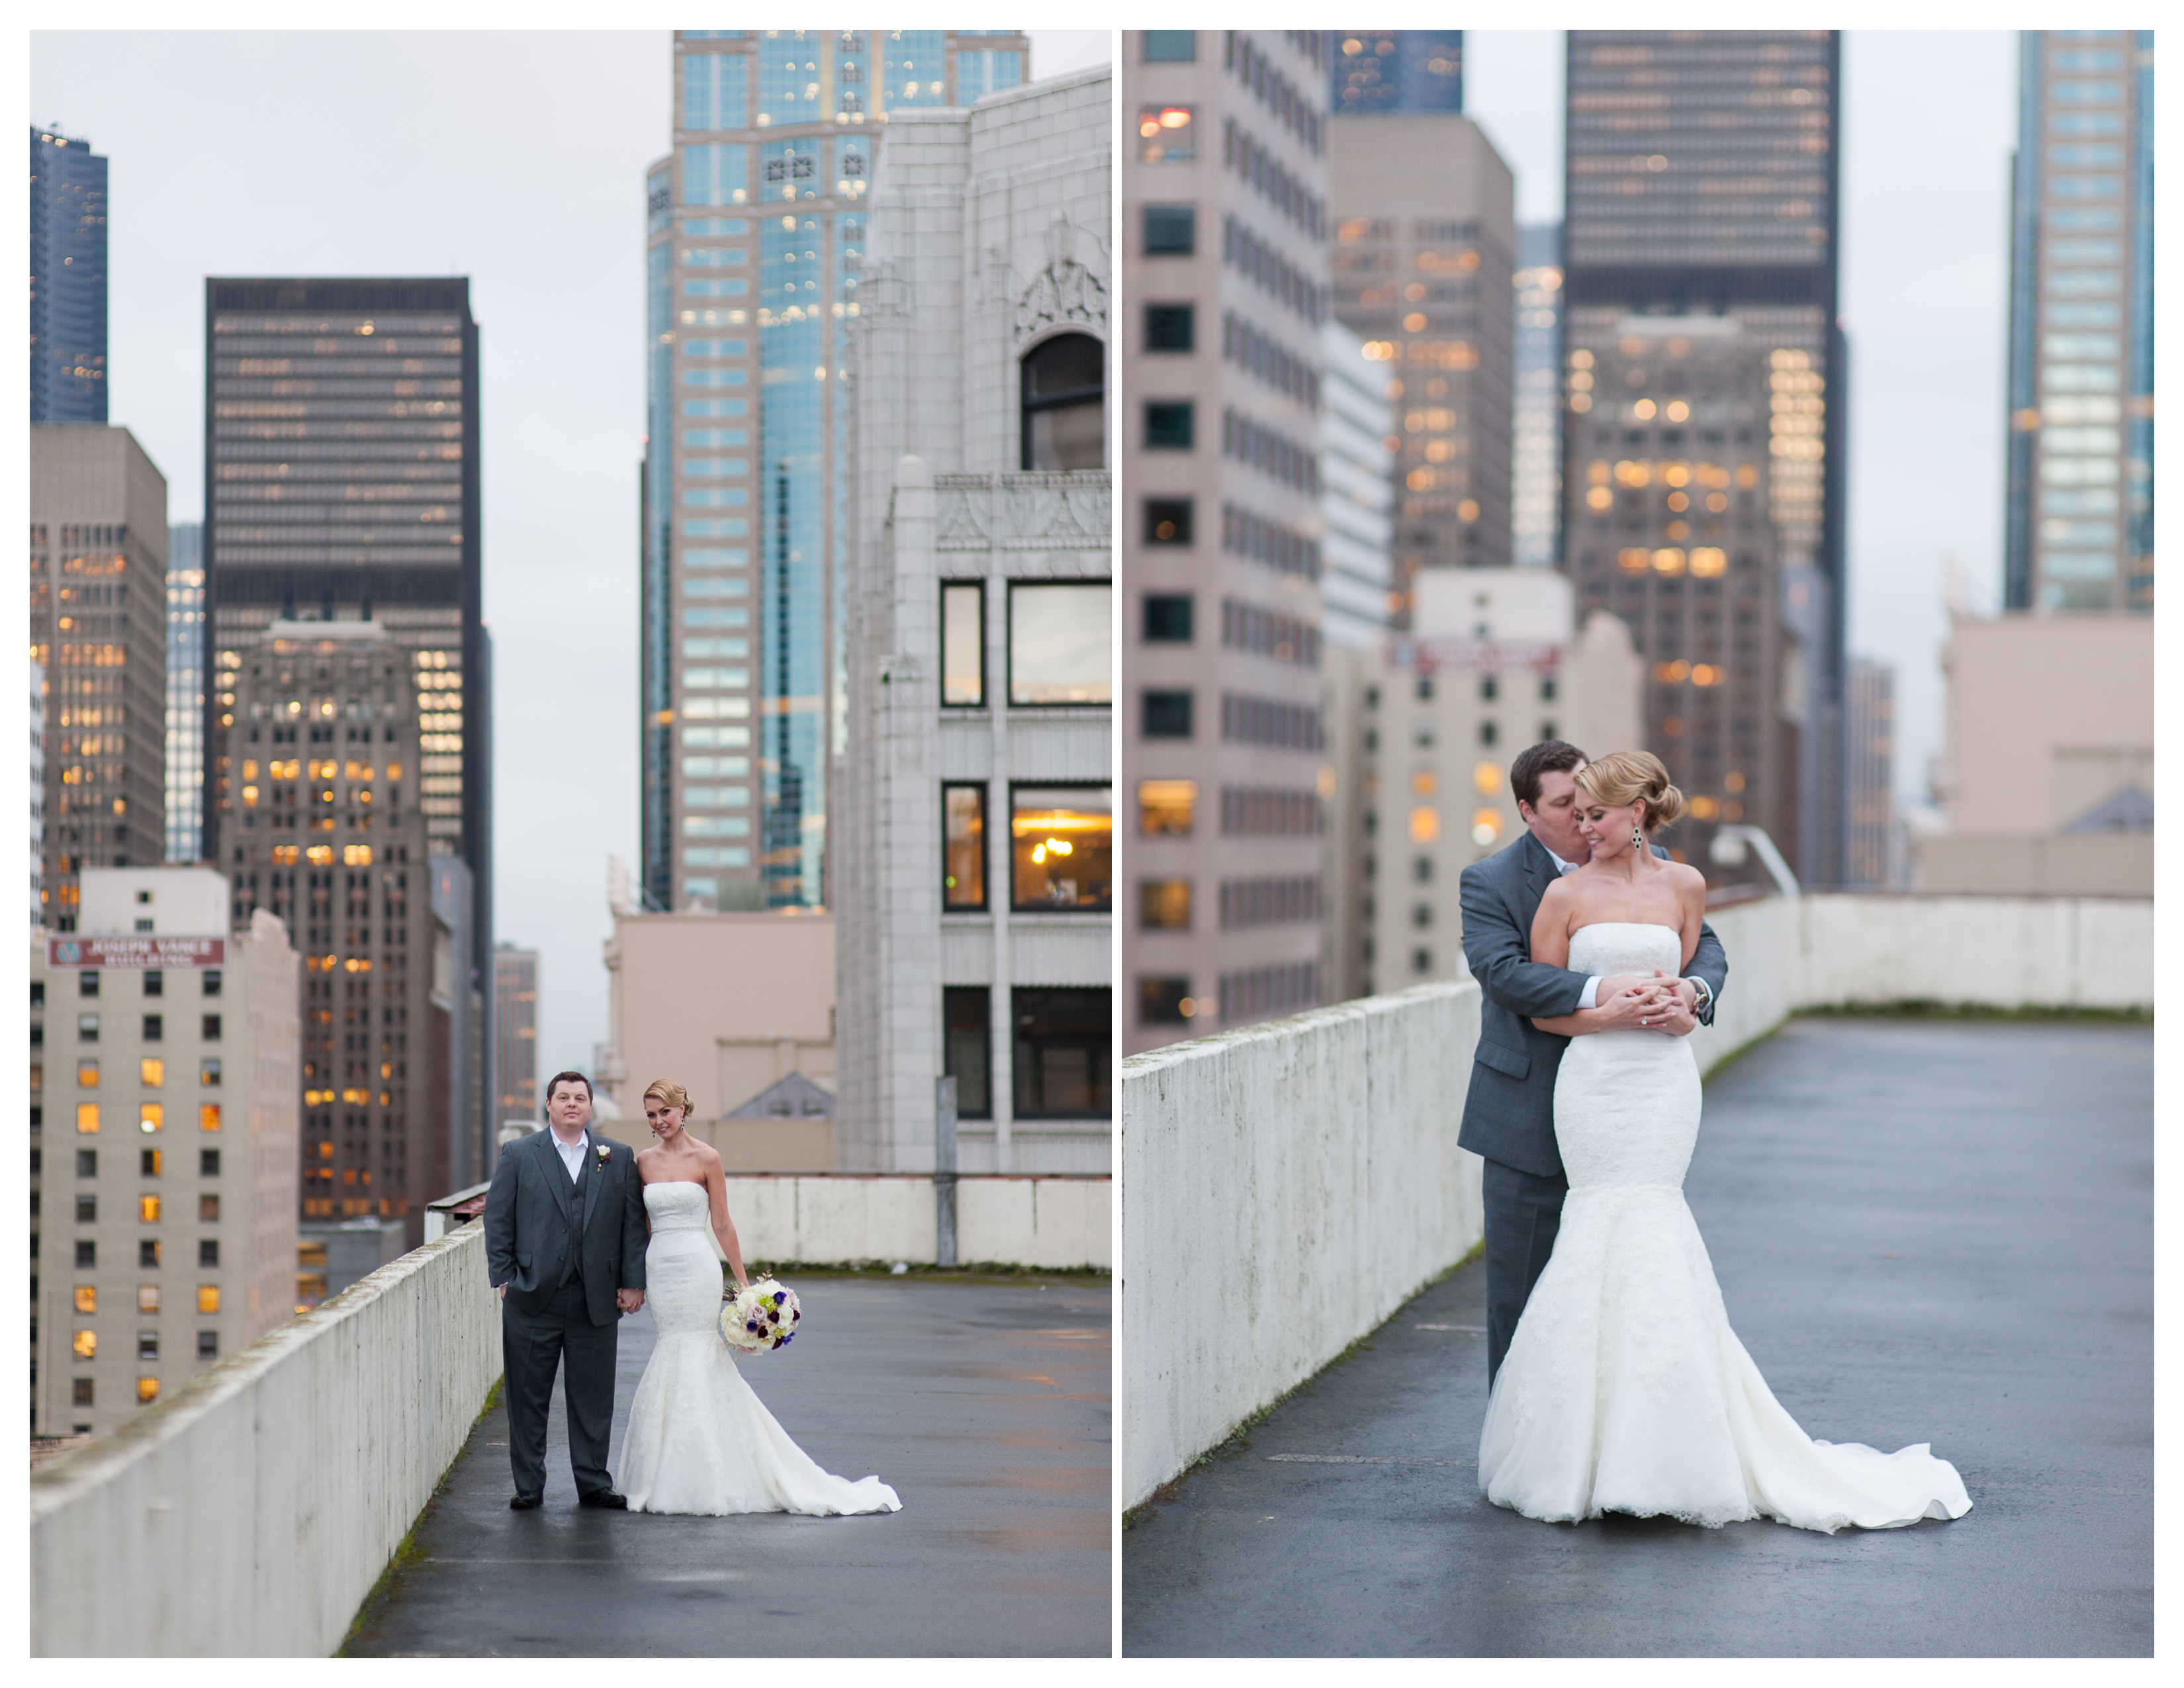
top-left (618, 1181), bottom-right (900, 1517)
top-left (1478, 923), bottom-right (1972, 1534)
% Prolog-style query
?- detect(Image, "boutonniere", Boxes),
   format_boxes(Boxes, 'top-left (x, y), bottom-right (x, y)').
top-left (594, 1143), bottom-right (612, 1167)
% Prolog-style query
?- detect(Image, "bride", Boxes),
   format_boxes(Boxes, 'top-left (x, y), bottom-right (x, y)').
top-left (1477, 751), bottom-right (1972, 1533)
top-left (617, 1079), bottom-right (899, 1517)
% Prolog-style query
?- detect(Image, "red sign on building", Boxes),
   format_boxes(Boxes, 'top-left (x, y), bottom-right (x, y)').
top-left (45, 936), bottom-right (226, 970)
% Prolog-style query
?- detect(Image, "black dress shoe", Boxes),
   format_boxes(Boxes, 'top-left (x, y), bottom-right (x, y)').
top-left (509, 1493), bottom-right (543, 1511)
top-left (577, 1488), bottom-right (628, 1510)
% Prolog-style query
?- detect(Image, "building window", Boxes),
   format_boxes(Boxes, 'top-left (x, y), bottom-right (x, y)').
top-left (138, 1285), bottom-right (159, 1313)
top-left (1137, 779), bottom-right (1197, 835)
top-left (140, 1196), bottom-right (160, 1223)
top-left (198, 1331), bottom-right (218, 1360)
top-left (1144, 401), bottom-right (1195, 451)
top-left (1142, 204), bottom-right (1196, 257)
top-left (138, 1331), bottom-right (159, 1362)
top-left (1010, 785), bottom-right (1113, 912)
top-left (1144, 303), bottom-right (1195, 352)
top-left (200, 1149), bottom-right (220, 1178)
top-left (1414, 947), bottom-right (1433, 974)
top-left (199, 1194), bottom-right (220, 1223)
top-left (942, 987), bottom-right (991, 1121)
top-left (76, 1150), bottom-right (96, 1177)
top-left (1142, 690), bottom-right (1193, 739)
top-left (201, 970), bottom-right (221, 998)
top-left (1008, 583), bottom-right (1111, 706)
top-left (142, 1014), bottom-right (163, 1042)
top-left (142, 972), bottom-right (163, 998)
top-left (140, 1058), bottom-right (163, 1088)
top-left (139, 1240), bottom-right (159, 1268)
top-left (140, 1103), bottom-right (162, 1134)
top-left (77, 1013), bottom-right (98, 1043)
top-left (201, 1014), bottom-right (222, 1041)
top-left (73, 1285), bottom-right (95, 1314)
top-left (137, 1378), bottom-right (159, 1405)
top-left (942, 784), bottom-right (987, 911)
top-left (1020, 333), bottom-right (1105, 471)
top-left (1012, 987), bottom-right (1109, 1118)
top-left (197, 1284), bottom-right (220, 1314)
top-left (1138, 104), bottom-right (1195, 164)
top-left (72, 1329), bottom-right (95, 1359)
top-left (74, 1241), bottom-right (95, 1268)
top-left (199, 1239), bottom-right (219, 1269)
top-left (75, 1195), bottom-right (95, 1224)
top-left (79, 971), bottom-right (99, 999)
top-left (940, 582), bottom-right (985, 706)
top-left (1140, 880), bottom-right (1192, 929)
top-left (1142, 30), bottom-right (1196, 62)
top-left (1142, 593), bottom-right (1194, 642)
top-left (1137, 976), bottom-right (1192, 1025)
top-left (201, 1058), bottom-right (221, 1086)
top-left (1143, 498), bottom-right (1193, 545)
top-left (200, 1104), bottom-right (221, 1132)
top-left (72, 1379), bottom-right (93, 1407)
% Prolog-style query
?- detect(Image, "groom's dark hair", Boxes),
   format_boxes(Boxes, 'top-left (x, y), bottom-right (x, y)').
top-left (545, 1070), bottom-right (593, 1105)
top-left (1510, 739), bottom-right (1588, 810)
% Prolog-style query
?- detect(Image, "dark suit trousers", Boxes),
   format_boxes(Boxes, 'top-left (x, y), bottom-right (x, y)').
top-left (1482, 1157), bottom-right (1569, 1386)
top-left (502, 1280), bottom-right (618, 1500)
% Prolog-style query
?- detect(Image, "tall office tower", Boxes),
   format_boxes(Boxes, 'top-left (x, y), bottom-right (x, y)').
top-left (1124, 29), bottom-right (1332, 1056)
top-left (31, 661), bottom-right (46, 931)
top-left (165, 523), bottom-right (205, 863)
top-left (2003, 30), bottom-right (2154, 614)
top-left (1561, 30), bottom-right (1846, 885)
top-left (493, 944), bottom-right (538, 1127)
top-left (1512, 225), bottom-right (1565, 567)
top-left (30, 426), bottom-right (171, 929)
top-left (1330, 31), bottom-right (1463, 115)
top-left (1329, 109), bottom-right (1516, 614)
top-left (839, 64), bottom-right (1112, 1174)
top-left (641, 29), bottom-right (1029, 916)
top-left (201, 276), bottom-right (492, 1131)
top-left (30, 126), bottom-right (108, 424)
top-left (1318, 319), bottom-right (1396, 648)
top-left (1843, 658), bottom-right (1896, 890)
top-left (218, 619), bottom-right (469, 1246)
top-left (30, 867), bottom-right (298, 1441)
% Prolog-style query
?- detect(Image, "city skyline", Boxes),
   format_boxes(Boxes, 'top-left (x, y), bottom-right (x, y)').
top-left (29, 28), bottom-right (2021, 1058)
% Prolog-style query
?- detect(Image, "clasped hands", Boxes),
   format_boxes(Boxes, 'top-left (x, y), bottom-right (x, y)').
top-left (495, 1284), bottom-right (647, 1311)
top-left (1596, 969), bottom-right (1698, 1036)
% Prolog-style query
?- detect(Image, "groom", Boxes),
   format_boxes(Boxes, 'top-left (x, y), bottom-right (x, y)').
top-left (482, 1070), bottom-right (649, 1510)
top-left (1458, 740), bottom-right (1729, 1384)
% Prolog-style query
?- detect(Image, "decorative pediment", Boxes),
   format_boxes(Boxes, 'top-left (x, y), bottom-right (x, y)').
top-left (1014, 214), bottom-right (1109, 340)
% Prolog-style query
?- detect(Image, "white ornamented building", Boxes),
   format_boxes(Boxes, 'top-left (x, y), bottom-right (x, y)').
top-left (835, 64), bottom-right (1112, 1174)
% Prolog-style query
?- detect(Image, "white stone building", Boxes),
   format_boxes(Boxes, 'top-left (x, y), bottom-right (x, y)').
top-left (835, 65), bottom-right (1112, 1174)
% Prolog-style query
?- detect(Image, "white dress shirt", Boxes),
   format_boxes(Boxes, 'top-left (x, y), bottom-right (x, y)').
top-left (547, 1125), bottom-right (590, 1183)
top-left (1542, 843), bottom-right (1707, 1015)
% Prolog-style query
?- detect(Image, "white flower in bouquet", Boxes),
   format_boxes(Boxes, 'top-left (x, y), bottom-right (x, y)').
top-left (718, 1275), bottom-right (801, 1354)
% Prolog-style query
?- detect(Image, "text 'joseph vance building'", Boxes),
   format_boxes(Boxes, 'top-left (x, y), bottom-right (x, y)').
top-left (201, 277), bottom-right (492, 1240)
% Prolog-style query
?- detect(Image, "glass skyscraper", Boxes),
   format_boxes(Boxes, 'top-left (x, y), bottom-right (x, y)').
top-left (1330, 31), bottom-right (1463, 115)
top-left (644, 29), bottom-right (1028, 913)
top-left (165, 522), bottom-right (205, 862)
top-left (1560, 30), bottom-right (1846, 886)
top-left (1512, 224), bottom-right (1563, 567)
top-left (2003, 30), bottom-right (2154, 614)
top-left (30, 126), bottom-right (108, 423)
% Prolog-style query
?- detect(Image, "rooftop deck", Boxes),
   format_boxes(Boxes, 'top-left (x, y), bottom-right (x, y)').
top-left (1122, 1018), bottom-right (2152, 1657)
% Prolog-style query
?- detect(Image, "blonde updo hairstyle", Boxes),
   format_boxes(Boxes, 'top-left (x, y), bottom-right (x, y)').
top-left (641, 1078), bottom-right (694, 1121)
top-left (1576, 750), bottom-right (1684, 835)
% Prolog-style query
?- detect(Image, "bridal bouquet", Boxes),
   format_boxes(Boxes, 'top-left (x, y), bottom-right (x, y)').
top-left (719, 1276), bottom-right (801, 1355)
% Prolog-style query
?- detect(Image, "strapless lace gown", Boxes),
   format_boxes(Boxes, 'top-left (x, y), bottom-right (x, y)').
top-left (1477, 923), bottom-right (1972, 1533)
top-left (618, 1182), bottom-right (900, 1517)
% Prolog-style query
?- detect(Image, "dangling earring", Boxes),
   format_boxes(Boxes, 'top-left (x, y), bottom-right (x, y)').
top-left (1632, 825), bottom-right (1644, 850)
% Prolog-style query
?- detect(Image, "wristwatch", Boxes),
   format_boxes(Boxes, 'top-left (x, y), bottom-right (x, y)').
top-left (1684, 976), bottom-right (1712, 1016)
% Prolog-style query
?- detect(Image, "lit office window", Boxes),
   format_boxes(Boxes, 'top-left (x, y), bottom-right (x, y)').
top-left (1011, 786), bottom-right (1112, 912)
top-left (1140, 880), bottom-right (1193, 929)
top-left (943, 784), bottom-right (986, 910)
top-left (1137, 779), bottom-right (1197, 835)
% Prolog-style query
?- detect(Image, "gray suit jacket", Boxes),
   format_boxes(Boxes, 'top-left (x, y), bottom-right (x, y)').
top-left (1456, 830), bottom-right (1727, 1180)
top-left (482, 1128), bottom-right (649, 1328)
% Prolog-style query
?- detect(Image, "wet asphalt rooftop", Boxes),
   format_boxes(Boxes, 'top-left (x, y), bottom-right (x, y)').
top-left (346, 1273), bottom-right (1110, 1658)
top-left (1122, 1018), bottom-right (2152, 1658)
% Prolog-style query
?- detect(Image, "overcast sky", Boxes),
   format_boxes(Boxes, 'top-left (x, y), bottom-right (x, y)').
top-left (27, 28), bottom-right (1111, 1083)
top-left (28, 26), bottom-right (2017, 1070)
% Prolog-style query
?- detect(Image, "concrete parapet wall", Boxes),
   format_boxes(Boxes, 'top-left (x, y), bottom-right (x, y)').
top-left (1121, 892), bottom-right (2152, 1506)
top-left (31, 1223), bottom-right (500, 1657)
top-left (726, 1174), bottom-right (1111, 1270)
top-left (1121, 981), bottom-right (1484, 1511)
